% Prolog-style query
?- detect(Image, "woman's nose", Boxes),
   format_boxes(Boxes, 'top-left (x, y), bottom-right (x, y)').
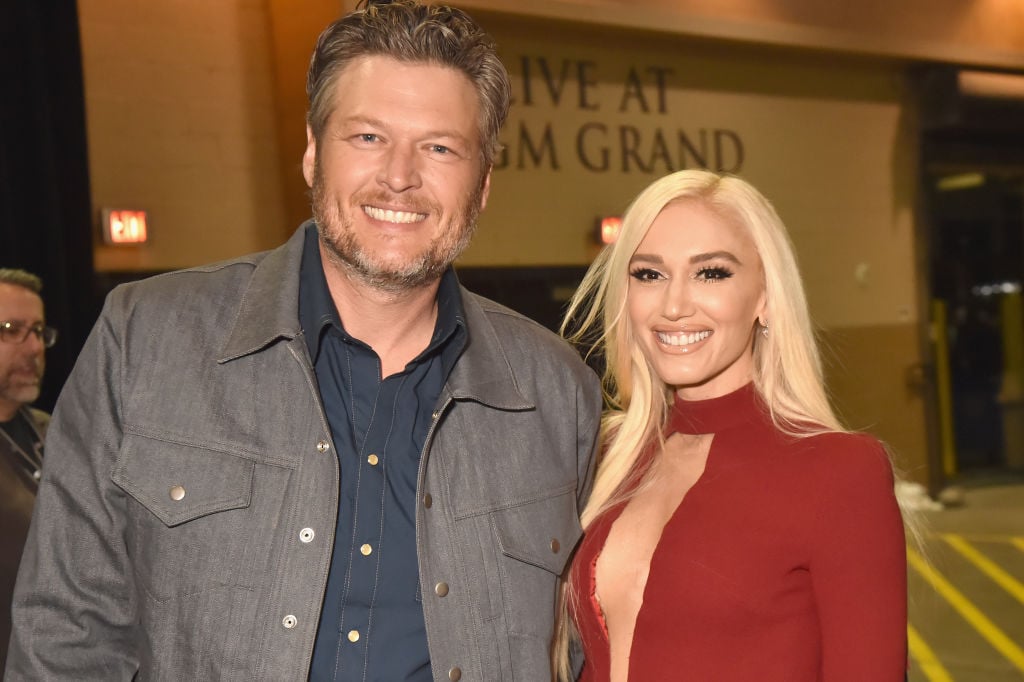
top-left (662, 280), bottom-right (693, 320)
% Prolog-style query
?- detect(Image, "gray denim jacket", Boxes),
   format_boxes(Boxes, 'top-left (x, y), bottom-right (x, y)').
top-left (6, 226), bottom-right (601, 681)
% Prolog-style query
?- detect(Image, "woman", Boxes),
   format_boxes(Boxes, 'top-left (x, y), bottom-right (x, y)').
top-left (558, 170), bottom-right (907, 681)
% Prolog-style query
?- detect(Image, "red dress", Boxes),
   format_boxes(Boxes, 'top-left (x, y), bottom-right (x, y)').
top-left (571, 383), bottom-right (907, 681)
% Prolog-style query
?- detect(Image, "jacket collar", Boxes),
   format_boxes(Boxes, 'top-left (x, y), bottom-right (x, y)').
top-left (445, 290), bottom-right (533, 412)
top-left (218, 225), bottom-right (307, 363)
top-left (219, 223), bottom-right (533, 412)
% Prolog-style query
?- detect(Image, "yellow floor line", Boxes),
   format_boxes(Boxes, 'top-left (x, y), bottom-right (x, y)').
top-left (908, 548), bottom-right (1024, 674)
top-left (943, 534), bottom-right (1024, 607)
top-left (1013, 538), bottom-right (1024, 553)
top-left (907, 623), bottom-right (955, 682)
top-left (937, 533), bottom-right (1019, 545)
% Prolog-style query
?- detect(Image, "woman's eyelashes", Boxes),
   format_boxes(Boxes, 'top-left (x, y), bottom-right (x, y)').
top-left (630, 264), bottom-right (735, 283)
top-left (629, 267), bottom-right (664, 282)
top-left (694, 265), bottom-right (734, 282)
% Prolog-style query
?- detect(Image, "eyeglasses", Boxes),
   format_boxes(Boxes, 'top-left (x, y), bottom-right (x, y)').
top-left (0, 321), bottom-right (58, 348)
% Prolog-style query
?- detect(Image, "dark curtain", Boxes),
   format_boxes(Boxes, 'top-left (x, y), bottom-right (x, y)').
top-left (0, 0), bottom-right (97, 412)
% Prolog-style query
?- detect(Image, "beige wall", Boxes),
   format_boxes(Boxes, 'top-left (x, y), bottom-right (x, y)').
top-left (465, 15), bottom-right (930, 478)
top-left (81, 0), bottom-right (1024, 480)
top-left (458, 0), bottom-right (1024, 69)
top-left (80, 0), bottom-right (289, 271)
top-left (469, 16), bottom-right (919, 326)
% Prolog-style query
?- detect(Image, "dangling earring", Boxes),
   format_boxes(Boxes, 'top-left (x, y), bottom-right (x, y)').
top-left (759, 318), bottom-right (768, 338)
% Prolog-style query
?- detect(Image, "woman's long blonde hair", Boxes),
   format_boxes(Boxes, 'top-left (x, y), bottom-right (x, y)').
top-left (553, 170), bottom-right (847, 680)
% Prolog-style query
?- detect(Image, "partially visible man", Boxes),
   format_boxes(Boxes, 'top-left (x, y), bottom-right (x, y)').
top-left (0, 268), bottom-right (55, 670)
top-left (7, 2), bottom-right (600, 680)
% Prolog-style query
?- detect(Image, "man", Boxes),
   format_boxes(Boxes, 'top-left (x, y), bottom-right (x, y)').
top-left (0, 268), bottom-right (55, 671)
top-left (7, 2), bottom-right (601, 680)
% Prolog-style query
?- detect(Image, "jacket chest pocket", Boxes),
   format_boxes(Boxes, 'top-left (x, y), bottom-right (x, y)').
top-left (463, 486), bottom-right (582, 632)
top-left (111, 431), bottom-right (292, 602)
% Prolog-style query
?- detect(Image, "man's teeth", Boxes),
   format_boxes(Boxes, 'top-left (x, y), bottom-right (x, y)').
top-left (657, 330), bottom-right (711, 346)
top-left (364, 206), bottom-right (426, 224)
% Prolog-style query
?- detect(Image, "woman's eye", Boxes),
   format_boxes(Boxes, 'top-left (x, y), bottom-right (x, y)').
top-left (630, 268), bottom-right (663, 282)
top-left (695, 266), bottom-right (734, 282)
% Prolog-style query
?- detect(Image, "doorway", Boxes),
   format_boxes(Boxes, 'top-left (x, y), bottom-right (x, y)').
top-left (923, 129), bottom-right (1024, 480)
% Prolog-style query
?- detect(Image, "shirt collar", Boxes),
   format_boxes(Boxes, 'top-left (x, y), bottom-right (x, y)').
top-left (298, 223), bottom-right (466, 365)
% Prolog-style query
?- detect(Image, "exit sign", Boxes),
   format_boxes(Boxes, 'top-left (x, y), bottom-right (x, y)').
top-left (102, 209), bottom-right (149, 244)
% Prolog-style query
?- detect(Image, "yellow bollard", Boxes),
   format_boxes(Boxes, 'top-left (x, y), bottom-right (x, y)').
top-left (931, 300), bottom-right (957, 478)
top-left (999, 291), bottom-right (1024, 469)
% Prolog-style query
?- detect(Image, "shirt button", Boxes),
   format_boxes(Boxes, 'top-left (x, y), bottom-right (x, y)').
top-left (316, 440), bottom-right (330, 453)
top-left (299, 528), bottom-right (315, 543)
top-left (367, 453), bottom-right (379, 465)
top-left (360, 543), bottom-right (373, 556)
top-left (423, 493), bottom-right (433, 509)
top-left (435, 582), bottom-right (449, 597)
top-left (550, 538), bottom-right (561, 553)
top-left (347, 629), bottom-right (360, 643)
top-left (169, 485), bottom-right (186, 501)
top-left (449, 667), bottom-right (462, 681)
top-left (282, 615), bottom-right (297, 629)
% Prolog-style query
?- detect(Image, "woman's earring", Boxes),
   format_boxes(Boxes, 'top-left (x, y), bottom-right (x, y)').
top-left (759, 318), bottom-right (768, 338)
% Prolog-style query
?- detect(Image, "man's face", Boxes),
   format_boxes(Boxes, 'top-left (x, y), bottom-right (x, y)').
top-left (302, 55), bottom-right (491, 293)
top-left (0, 283), bottom-right (46, 418)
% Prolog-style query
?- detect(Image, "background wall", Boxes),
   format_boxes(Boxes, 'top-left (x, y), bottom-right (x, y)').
top-left (458, 0), bottom-right (1024, 69)
top-left (469, 14), bottom-right (929, 478)
top-left (79, 0), bottom-right (289, 272)
top-left (74, 0), bottom-right (1024, 483)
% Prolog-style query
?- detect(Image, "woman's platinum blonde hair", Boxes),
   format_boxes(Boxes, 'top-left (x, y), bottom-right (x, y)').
top-left (554, 169), bottom-right (923, 680)
top-left (563, 169), bottom-right (840, 527)
top-left (554, 168), bottom-right (844, 680)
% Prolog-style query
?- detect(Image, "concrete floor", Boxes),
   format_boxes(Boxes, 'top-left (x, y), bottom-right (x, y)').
top-left (908, 475), bottom-right (1024, 682)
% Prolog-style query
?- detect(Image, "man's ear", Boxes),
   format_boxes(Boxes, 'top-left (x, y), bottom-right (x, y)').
top-left (302, 125), bottom-right (317, 189)
top-left (479, 166), bottom-right (492, 211)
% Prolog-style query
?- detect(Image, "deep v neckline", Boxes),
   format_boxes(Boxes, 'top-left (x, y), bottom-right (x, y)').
top-left (589, 383), bottom-right (763, 678)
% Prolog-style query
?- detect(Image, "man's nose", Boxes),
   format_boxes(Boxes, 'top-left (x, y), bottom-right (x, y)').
top-left (378, 143), bottom-right (422, 193)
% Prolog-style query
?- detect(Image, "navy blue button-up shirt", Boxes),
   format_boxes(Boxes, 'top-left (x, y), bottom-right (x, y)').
top-left (300, 225), bottom-right (467, 681)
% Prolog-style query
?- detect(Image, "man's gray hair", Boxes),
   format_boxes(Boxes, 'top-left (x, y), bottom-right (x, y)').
top-left (306, 0), bottom-right (511, 168)
top-left (0, 269), bottom-right (43, 294)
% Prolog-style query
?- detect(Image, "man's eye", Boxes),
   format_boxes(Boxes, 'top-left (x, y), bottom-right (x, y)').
top-left (359, 133), bottom-right (378, 143)
top-left (430, 144), bottom-right (451, 154)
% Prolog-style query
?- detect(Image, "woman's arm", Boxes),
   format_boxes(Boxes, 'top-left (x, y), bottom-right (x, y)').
top-left (809, 434), bottom-right (908, 681)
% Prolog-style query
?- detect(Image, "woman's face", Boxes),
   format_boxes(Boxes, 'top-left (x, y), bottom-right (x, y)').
top-left (626, 199), bottom-right (766, 401)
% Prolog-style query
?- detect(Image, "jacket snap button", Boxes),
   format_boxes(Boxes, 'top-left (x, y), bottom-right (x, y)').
top-left (299, 528), bottom-right (315, 543)
top-left (169, 485), bottom-right (186, 501)
top-left (550, 538), bottom-right (560, 553)
top-left (316, 440), bottom-right (330, 453)
top-left (423, 493), bottom-right (432, 508)
top-left (449, 667), bottom-right (462, 681)
top-left (282, 615), bottom-right (297, 629)
top-left (435, 582), bottom-right (449, 597)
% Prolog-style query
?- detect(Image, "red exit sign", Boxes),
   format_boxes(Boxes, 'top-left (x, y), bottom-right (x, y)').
top-left (102, 209), bottom-right (149, 244)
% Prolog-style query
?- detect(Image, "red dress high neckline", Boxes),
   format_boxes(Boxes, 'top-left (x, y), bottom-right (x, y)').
top-left (666, 382), bottom-right (763, 436)
top-left (570, 381), bottom-right (908, 682)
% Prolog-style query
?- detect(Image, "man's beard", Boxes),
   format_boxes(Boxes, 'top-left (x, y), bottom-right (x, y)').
top-left (0, 360), bottom-right (43, 409)
top-left (311, 165), bottom-right (484, 294)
